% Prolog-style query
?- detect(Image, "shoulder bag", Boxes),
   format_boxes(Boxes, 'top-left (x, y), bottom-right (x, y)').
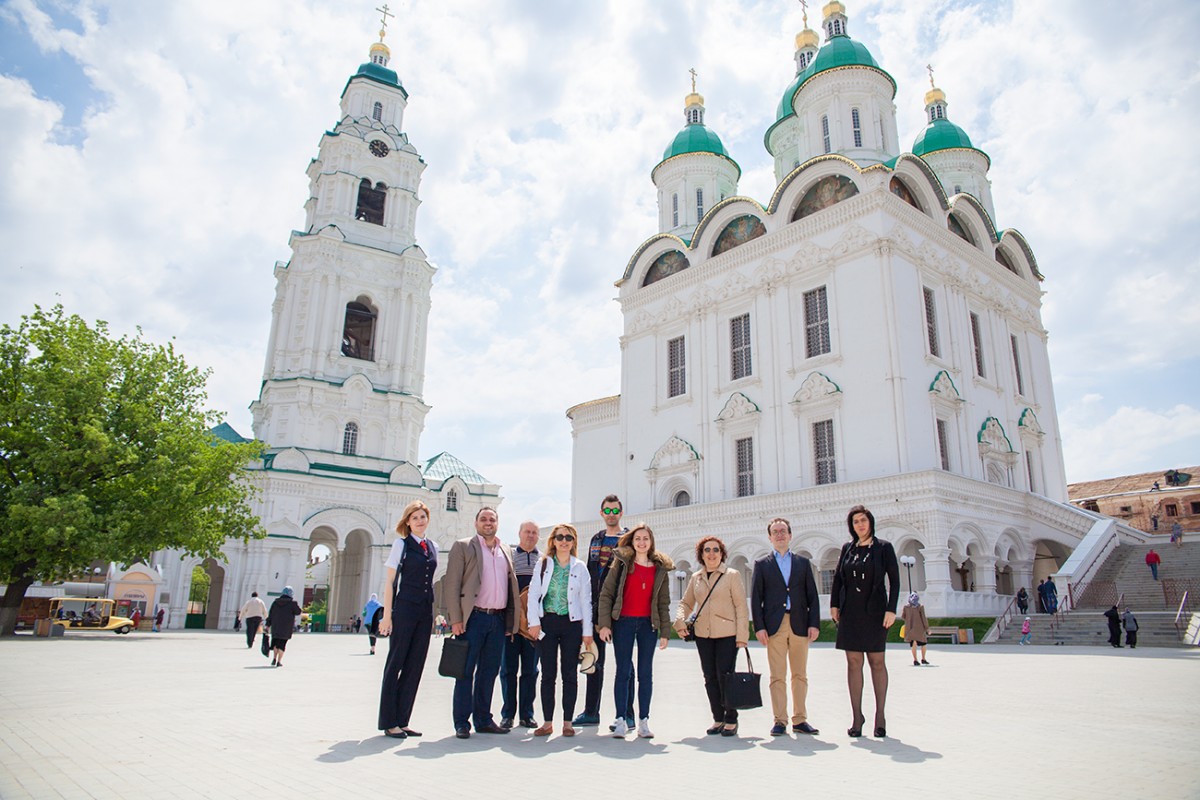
top-left (722, 648), bottom-right (763, 710)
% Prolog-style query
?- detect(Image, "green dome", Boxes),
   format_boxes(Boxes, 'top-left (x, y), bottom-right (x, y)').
top-left (355, 61), bottom-right (401, 88)
top-left (662, 123), bottom-right (730, 161)
top-left (912, 118), bottom-right (980, 157)
top-left (773, 36), bottom-right (895, 125)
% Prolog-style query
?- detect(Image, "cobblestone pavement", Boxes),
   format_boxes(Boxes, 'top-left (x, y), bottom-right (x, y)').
top-left (1, 631), bottom-right (1197, 798)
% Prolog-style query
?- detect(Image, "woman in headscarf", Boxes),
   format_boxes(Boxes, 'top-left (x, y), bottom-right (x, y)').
top-left (900, 592), bottom-right (929, 666)
top-left (363, 593), bottom-right (384, 655)
top-left (266, 586), bottom-right (302, 667)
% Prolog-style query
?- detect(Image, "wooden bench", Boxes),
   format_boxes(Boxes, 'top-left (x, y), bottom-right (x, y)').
top-left (927, 626), bottom-right (960, 644)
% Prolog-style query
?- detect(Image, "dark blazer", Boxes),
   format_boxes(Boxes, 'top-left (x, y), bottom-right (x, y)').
top-left (830, 539), bottom-right (900, 618)
top-left (751, 551), bottom-right (820, 636)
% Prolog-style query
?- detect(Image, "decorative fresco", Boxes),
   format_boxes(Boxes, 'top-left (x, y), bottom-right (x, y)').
top-left (888, 176), bottom-right (920, 210)
top-left (948, 213), bottom-right (974, 245)
top-left (792, 175), bottom-right (859, 222)
top-left (712, 215), bottom-right (767, 256)
top-left (642, 249), bottom-right (691, 287)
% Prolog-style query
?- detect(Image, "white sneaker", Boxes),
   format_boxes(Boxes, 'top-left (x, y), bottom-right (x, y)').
top-left (637, 719), bottom-right (653, 738)
top-left (612, 719), bottom-right (629, 737)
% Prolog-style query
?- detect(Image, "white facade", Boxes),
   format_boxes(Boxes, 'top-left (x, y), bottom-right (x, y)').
top-left (155, 39), bottom-right (500, 629)
top-left (568, 5), bottom-right (1085, 617)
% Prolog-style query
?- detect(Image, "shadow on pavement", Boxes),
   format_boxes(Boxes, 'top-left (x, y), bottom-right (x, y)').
top-left (317, 737), bottom-right (397, 763)
top-left (850, 736), bottom-right (942, 763)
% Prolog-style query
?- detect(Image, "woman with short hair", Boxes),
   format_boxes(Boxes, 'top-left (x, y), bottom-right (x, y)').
top-left (674, 536), bottom-right (748, 736)
top-left (526, 524), bottom-right (593, 738)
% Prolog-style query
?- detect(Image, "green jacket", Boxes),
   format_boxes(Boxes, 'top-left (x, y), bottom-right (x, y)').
top-left (597, 546), bottom-right (675, 634)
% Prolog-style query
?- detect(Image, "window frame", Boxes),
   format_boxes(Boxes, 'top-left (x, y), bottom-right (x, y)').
top-left (1010, 333), bottom-right (1026, 396)
top-left (667, 335), bottom-right (687, 398)
top-left (342, 422), bottom-right (359, 455)
top-left (969, 311), bottom-right (987, 378)
top-left (803, 286), bottom-right (831, 359)
top-left (813, 418), bottom-right (837, 485)
top-left (730, 313), bottom-right (752, 381)
top-left (923, 286), bottom-right (941, 358)
top-left (735, 436), bottom-right (755, 498)
top-left (821, 115), bottom-right (831, 154)
top-left (851, 107), bottom-right (862, 148)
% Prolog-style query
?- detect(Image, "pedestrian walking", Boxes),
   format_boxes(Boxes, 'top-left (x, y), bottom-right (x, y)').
top-left (1145, 548), bottom-right (1161, 581)
top-left (266, 587), bottom-right (302, 666)
top-left (363, 594), bottom-right (383, 655)
top-left (1122, 608), bottom-right (1139, 649)
top-left (901, 593), bottom-right (930, 666)
top-left (1103, 605), bottom-right (1122, 648)
top-left (238, 592), bottom-right (267, 648)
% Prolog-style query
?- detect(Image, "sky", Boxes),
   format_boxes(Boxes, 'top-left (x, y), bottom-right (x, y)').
top-left (2, 0), bottom-right (1198, 535)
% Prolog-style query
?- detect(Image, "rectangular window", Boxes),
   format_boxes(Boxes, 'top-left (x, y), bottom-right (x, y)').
top-left (803, 286), bottom-right (831, 358)
top-left (936, 419), bottom-right (950, 471)
top-left (821, 115), bottom-right (831, 154)
top-left (672, 193), bottom-right (679, 227)
top-left (696, 187), bottom-right (704, 221)
top-left (851, 107), bottom-right (862, 147)
top-left (1190, 502), bottom-right (1200, 515)
top-left (1165, 504), bottom-right (1178, 517)
top-left (1010, 334), bottom-right (1025, 395)
top-left (923, 287), bottom-right (940, 358)
top-left (730, 313), bottom-right (752, 380)
top-left (667, 336), bottom-right (686, 398)
top-left (1026, 451), bottom-right (1037, 493)
top-left (969, 312), bottom-right (986, 378)
top-left (735, 437), bottom-right (754, 497)
top-left (813, 419), bottom-right (837, 485)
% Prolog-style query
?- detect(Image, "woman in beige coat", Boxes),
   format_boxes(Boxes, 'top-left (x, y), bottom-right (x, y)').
top-left (674, 536), bottom-right (749, 736)
top-left (900, 592), bottom-right (930, 666)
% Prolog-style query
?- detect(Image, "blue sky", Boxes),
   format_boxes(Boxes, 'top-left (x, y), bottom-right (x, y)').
top-left (2, 0), bottom-right (1198, 532)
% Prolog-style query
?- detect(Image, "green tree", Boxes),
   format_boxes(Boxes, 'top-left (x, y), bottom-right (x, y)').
top-left (0, 305), bottom-right (264, 635)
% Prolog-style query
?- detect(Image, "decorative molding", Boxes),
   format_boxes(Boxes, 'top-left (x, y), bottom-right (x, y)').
top-left (792, 372), bottom-right (842, 407)
top-left (716, 392), bottom-right (761, 424)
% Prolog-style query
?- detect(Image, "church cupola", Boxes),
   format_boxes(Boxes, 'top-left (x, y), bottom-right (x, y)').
top-left (911, 70), bottom-right (996, 221)
top-left (651, 74), bottom-right (741, 240)
top-left (794, 7), bottom-right (819, 73)
top-left (823, 1), bottom-right (848, 39)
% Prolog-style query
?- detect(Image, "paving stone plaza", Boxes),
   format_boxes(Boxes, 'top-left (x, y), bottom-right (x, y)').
top-left (1, 631), bottom-right (1197, 798)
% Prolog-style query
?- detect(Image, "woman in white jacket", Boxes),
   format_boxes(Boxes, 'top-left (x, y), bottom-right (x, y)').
top-left (526, 523), bottom-right (594, 738)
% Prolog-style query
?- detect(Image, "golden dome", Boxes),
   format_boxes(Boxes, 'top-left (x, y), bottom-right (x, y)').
top-left (823, 1), bottom-right (846, 19)
top-left (369, 41), bottom-right (391, 58)
top-left (684, 92), bottom-right (704, 108)
top-left (795, 28), bottom-right (819, 49)
top-left (924, 87), bottom-right (946, 106)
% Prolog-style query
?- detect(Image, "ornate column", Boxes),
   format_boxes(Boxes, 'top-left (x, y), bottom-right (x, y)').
top-left (919, 544), bottom-right (953, 616)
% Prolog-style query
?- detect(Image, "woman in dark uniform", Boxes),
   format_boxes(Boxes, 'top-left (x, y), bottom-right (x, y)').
top-left (378, 500), bottom-right (439, 739)
top-left (830, 505), bottom-right (899, 739)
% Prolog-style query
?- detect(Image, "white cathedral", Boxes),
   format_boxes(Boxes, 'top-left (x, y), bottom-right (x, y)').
top-left (567, 2), bottom-right (1101, 616)
top-left (155, 31), bottom-right (499, 629)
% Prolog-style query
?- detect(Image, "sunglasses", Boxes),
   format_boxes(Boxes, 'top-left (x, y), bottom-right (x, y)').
top-left (602, 507), bottom-right (622, 515)
top-left (702, 546), bottom-right (722, 553)
top-left (554, 534), bottom-right (575, 542)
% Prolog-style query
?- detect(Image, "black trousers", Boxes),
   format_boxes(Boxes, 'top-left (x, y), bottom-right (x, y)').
top-left (501, 627), bottom-right (539, 721)
top-left (537, 613), bottom-right (582, 722)
top-left (377, 605), bottom-right (433, 730)
top-left (695, 635), bottom-right (739, 724)
top-left (581, 637), bottom-right (635, 719)
top-left (244, 617), bottom-right (262, 648)
top-left (1125, 629), bottom-right (1138, 648)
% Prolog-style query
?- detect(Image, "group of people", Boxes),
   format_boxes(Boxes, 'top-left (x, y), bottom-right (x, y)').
top-left (1015, 577), bottom-right (1059, 615)
top-left (1104, 605), bottom-right (1139, 648)
top-left (373, 496), bottom-right (903, 742)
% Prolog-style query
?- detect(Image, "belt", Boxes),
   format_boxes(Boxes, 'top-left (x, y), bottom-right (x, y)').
top-left (473, 607), bottom-right (506, 615)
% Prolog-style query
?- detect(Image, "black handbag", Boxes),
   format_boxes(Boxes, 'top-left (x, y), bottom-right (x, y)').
top-left (682, 572), bottom-right (723, 642)
top-left (438, 636), bottom-right (470, 679)
top-left (260, 630), bottom-right (271, 657)
top-left (722, 648), bottom-right (763, 710)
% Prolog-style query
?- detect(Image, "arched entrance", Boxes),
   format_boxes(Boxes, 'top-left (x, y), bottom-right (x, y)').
top-left (1032, 539), bottom-right (1071, 583)
top-left (330, 529), bottom-right (373, 628)
top-left (895, 540), bottom-right (927, 594)
top-left (306, 528), bottom-right (338, 630)
top-left (185, 558), bottom-right (226, 629)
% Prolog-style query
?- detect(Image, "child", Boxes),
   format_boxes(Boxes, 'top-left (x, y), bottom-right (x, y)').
top-left (1019, 616), bottom-right (1032, 645)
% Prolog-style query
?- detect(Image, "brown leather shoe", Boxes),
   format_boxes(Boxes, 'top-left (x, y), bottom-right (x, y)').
top-left (562, 723), bottom-right (576, 737)
top-left (533, 723), bottom-right (553, 737)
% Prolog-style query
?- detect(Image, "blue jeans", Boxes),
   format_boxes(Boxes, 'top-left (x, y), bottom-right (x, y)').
top-left (452, 610), bottom-right (506, 730)
top-left (612, 616), bottom-right (657, 720)
top-left (500, 629), bottom-right (539, 721)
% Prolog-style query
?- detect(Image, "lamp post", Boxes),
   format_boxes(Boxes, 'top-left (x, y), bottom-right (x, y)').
top-left (672, 569), bottom-right (688, 603)
top-left (899, 555), bottom-right (916, 594)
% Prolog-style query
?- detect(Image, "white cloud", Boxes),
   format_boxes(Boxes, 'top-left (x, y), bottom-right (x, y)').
top-left (1061, 402), bottom-right (1200, 482)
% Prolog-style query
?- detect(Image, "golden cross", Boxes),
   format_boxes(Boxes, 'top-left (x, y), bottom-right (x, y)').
top-left (800, 0), bottom-right (809, 27)
top-left (926, 63), bottom-right (935, 88)
top-left (689, 67), bottom-right (697, 94)
top-left (376, 4), bottom-right (394, 40)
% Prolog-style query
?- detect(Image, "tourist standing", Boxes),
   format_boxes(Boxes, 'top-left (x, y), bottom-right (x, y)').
top-left (526, 524), bottom-right (593, 738)
top-left (831, 505), bottom-right (899, 738)
top-left (500, 520), bottom-right (541, 730)
top-left (1044, 576), bottom-right (1059, 613)
top-left (1122, 607), bottom-right (1139, 649)
top-left (1104, 605), bottom-right (1122, 648)
top-left (377, 500), bottom-right (439, 739)
top-left (238, 591), bottom-right (267, 648)
top-left (1145, 548), bottom-right (1161, 581)
top-left (901, 593), bottom-right (930, 666)
top-left (675, 536), bottom-right (747, 737)
top-left (597, 523), bottom-right (674, 739)
top-left (444, 507), bottom-right (520, 739)
top-left (363, 593), bottom-right (383, 655)
top-left (1016, 587), bottom-right (1029, 615)
top-left (750, 518), bottom-right (821, 737)
top-left (266, 587), bottom-right (302, 667)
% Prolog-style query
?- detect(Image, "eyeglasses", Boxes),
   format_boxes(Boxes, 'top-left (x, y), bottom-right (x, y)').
top-left (602, 507), bottom-right (621, 515)
top-left (702, 546), bottom-right (722, 553)
top-left (554, 534), bottom-right (575, 542)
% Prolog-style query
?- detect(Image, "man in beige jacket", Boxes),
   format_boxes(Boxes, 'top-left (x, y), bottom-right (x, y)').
top-left (444, 507), bottom-right (520, 739)
top-left (238, 592), bottom-right (267, 648)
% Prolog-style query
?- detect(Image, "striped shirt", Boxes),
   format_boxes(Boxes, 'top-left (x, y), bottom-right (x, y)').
top-left (512, 546), bottom-right (540, 591)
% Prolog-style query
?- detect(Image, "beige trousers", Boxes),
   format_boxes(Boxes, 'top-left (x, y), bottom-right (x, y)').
top-left (766, 612), bottom-right (810, 724)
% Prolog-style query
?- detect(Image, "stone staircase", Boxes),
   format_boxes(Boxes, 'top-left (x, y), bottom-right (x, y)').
top-left (992, 542), bottom-right (1200, 647)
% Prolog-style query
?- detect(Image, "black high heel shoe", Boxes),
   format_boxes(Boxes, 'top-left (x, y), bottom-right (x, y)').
top-left (873, 725), bottom-right (886, 738)
top-left (847, 716), bottom-right (865, 737)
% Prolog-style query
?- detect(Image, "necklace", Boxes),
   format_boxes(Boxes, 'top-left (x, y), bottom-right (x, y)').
top-left (848, 540), bottom-right (874, 592)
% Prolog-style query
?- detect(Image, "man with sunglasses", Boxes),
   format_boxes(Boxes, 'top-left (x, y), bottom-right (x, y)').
top-left (572, 494), bottom-right (635, 729)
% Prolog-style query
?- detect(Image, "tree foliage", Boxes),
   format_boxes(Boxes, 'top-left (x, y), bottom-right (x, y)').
top-left (0, 305), bottom-right (264, 634)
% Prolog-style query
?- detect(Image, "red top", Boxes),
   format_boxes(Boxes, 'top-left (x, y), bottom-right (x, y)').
top-left (1146, 551), bottom-right (1161, 565)
top-left (620, 563), bottom-right (656, 617)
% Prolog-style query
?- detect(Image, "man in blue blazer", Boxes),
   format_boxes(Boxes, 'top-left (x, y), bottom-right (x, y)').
top-left (751, 518), bottom-right (821, 737)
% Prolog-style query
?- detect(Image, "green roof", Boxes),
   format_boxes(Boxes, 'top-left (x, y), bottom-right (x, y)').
top-left (210, 422), bottom-right (250, 444)
top-left (341, 62), bottom-right (409, 100)
top-left (662, 123), bottom-right (728, 161)
top-left (422, 452), bottom-right (491, 485)
top-left (912, 118), bottom-right (986, 160)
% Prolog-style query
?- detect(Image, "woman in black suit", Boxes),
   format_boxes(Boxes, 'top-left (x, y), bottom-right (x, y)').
top-left (830, 505), bottom-right (899, 738)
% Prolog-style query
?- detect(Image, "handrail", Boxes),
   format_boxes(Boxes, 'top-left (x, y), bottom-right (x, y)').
top-left (991, 594), bottom-right (1020, 640)
top-left (1175, 590), bottom-right (1190, 638)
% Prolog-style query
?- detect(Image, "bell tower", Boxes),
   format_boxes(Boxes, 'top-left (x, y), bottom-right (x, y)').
top-left (251, 12), bottom-right (432, 464)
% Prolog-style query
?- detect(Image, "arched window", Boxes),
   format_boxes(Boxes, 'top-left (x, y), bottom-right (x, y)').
top-left (446, 489), bottom-right (458, 511)
top-left (355, 178), bottom-right (387, 225)
top-left (995, 248), bottom-right (1019, 275)
top-left (889, 176), bottom-right (921, 210)
top-left (673, 490), bottom-right (691, 507)
top-left (696, 187), bottom-right (704, 220)
top-left (821, 115), bottom-right (831, 154)
top-left (341, 298), bottom-right (377, 360)
top-left (851, 108), bottom-right (862, 147)
top-left (672, 193), bottom-right (679, 227)
top-left (948, 213), bottom-right (975, 246)
top-left (372, 101), bottom-right (383, 122)
top-left (342, 422), bottom-right (359, 455)
top-left (792, 175), bottom-right (859, 222)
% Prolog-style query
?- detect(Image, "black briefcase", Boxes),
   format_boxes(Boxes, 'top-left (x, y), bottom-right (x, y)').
top-left (438, 636), bottom-right (470, 679)
top-left (723, 648), bottom-right (763, 710)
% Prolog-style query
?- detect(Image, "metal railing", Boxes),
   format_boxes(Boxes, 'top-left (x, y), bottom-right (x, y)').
top-left (1175, 591), bottom-right (1190, 639)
